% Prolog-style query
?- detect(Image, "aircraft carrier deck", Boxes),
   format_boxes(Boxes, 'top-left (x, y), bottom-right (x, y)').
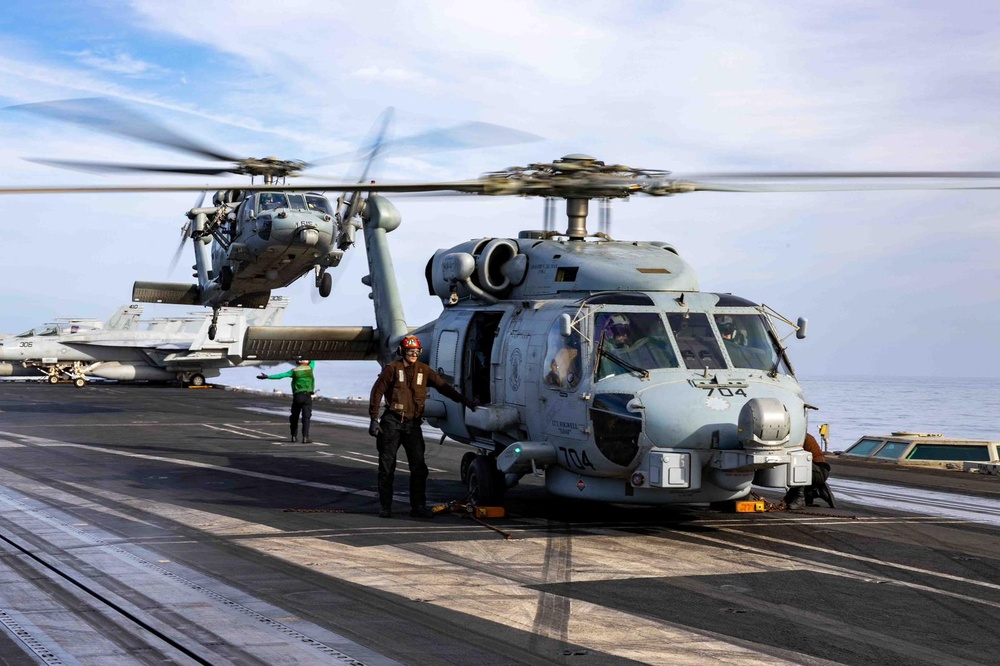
top-left (0, 382), bottom-right (997, 665)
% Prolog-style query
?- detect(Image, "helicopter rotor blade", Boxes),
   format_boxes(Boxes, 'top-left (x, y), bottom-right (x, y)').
top-left (167, 192), bottom-right (205, 276)
top-left (310, 120), bottom-right (542, 167)
top-left (26, 158), bottom-right (238, 177)
top-left (167, 219), bottom-right (194, 276)
top-left (338, 107), bottom-right (395, 230)
top-left (8, 97), bottom-right (241, 163)
top-left (654, 172), bottom-right (1000, 195)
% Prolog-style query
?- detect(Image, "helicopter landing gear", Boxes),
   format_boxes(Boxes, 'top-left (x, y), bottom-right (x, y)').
top-left (317, 270), bottom-right (332, 298)
top-left (467, 455), bottom-right (505, 506)
top-left (460, 451), bottom-right (477, 485)
top-left (48, 375), bottom-right (59, 384)
top-left (188, 373), bottom-right (206, 388)
top-left (73, 377), bottom-right (86, 388)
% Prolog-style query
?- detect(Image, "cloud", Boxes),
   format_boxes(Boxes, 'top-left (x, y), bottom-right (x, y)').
top-left (65, 49), bottom-right (168, 78)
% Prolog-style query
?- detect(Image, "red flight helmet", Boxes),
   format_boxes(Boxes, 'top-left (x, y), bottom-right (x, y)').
top-left (400, 335), bottom-right (422, 354)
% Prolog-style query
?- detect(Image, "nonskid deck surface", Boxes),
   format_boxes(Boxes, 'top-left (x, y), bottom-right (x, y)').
top-left (0, 383), bottom-right (997, 665)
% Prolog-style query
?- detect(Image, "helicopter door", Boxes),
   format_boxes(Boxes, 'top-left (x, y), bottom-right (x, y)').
top-left (465, 312), bottom-right (503, 406)
top-left (541, 312), bottom-right (589, 443)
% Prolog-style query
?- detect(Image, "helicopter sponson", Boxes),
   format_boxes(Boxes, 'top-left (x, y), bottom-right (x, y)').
top-left (418, 233), bottom-right (812, 505)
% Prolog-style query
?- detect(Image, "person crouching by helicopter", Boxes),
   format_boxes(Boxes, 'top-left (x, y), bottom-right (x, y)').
top-left (782, 432), bottom-right (835, 509)
top-left (368, 335), bottom-right (476, 519)
top-left (257, 359), bottom-right (316, 443)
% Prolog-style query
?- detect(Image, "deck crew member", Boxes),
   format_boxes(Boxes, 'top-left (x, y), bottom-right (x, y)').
top-left (258, 359), bottom-right (316, 443)
top-left (368, 335), bottom-right (475, 518)
top-left (783, 433), bottom-right (834, 509)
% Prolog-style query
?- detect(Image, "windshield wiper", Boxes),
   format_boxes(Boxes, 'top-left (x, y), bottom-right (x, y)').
top-left (596, 335), bottom-right (650, 379)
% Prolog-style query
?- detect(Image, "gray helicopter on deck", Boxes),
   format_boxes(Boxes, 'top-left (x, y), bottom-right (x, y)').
top-left (8, 98), bottom-right (538, 340)
top-left (233, 154), bottom-right (1000, 508)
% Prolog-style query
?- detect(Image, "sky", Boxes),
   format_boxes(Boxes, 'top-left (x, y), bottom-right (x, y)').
top-left (0, 0), bottom-right (997, 392)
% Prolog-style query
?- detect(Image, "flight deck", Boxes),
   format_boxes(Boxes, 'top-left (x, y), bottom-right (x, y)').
top-left (0, 382), bottom-right (997, 665)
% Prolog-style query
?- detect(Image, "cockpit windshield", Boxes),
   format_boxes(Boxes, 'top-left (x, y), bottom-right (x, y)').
top-left (666, 313), bottom-right (726, 370)
top-left (258, 193), bottom-right (289, 211)
top-left (305, 194), bottom-right (334, 215)
top-left (594, 312), bottom-right (679, 380)
top-left (16, 325), bottom-right (57, 338)
top-left (715, 313), bottom-right (791, 374)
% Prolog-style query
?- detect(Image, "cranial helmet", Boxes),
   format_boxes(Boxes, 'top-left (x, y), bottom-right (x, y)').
top-left (297, 358), bottom-right (310, 364)
top-left (400, 335), bottom-right (422, 352)
top-left (605, 314), bottom-right (631, 338)
top-left (717, 315), bottom-right (736, 336)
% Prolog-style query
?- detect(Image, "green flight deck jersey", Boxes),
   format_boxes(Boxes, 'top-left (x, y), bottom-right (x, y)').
top-left (263, 361), bottom-right (316, 394)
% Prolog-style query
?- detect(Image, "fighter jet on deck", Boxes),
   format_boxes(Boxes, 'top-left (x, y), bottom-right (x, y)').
top-left (0, 298), bottom-right (287, 387)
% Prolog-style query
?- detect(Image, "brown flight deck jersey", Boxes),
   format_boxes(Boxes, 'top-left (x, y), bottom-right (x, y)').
top-left (804, 433), bottom-right (825, 465)
top-left (369, 359), bottom-right (464, 421)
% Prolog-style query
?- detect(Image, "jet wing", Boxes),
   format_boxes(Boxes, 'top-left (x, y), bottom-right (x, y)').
top-left (242, 326), bottom-right (378, 362)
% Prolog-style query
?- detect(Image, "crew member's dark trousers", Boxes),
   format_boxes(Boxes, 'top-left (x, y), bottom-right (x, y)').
top-left (376, 412), bottom-right (428, 510)
top-left (290, 392), bottom-right (312, 438)
top-left (784, 462), bottom-right (830, 504)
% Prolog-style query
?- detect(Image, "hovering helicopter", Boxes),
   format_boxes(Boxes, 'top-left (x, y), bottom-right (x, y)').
top-left (235, 155), bottom-right (1000, 507)
top-left (8, 98), bottom-right (539, 340)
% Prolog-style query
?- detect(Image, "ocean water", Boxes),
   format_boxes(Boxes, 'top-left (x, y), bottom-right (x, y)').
top-left (797, 376), bottom-right (1000, 451)
top-left (271, 363), bottom-right (1000, 452)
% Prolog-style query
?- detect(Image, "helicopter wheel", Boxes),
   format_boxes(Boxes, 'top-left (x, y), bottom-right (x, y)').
top-left (467, 455), bottom-right (504, 506)
top-left (459, 452), bottom-right (477, 485)
top-left (220, 266), bottom-right (234, 291)
top-left (189, 373), bottom-right (206, 387)
top-left (48, 375), bottom-right (59, 384)
top-left (318, 271), bottom-right (333, 298)
top-left (73, 377), bottom-right (86, 388)
top-left (208, 324), bottom-right (217, 340)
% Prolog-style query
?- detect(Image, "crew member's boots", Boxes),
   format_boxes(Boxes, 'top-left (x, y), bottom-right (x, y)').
top-left (289, 425), bottom-right (297, 442)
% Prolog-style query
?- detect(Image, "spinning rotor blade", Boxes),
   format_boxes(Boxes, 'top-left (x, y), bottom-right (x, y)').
top-left (656, 171), bottom-right (1000, 195)
top-left (27, 158), bottom-right (237, 177)
top-left (338, 107), bottom-right (395, 229)
top-left (167, 192), bottom-right (205, 276)
top-left (10, 97), bottom-right (241, 163)
top-left (311, 120), bottom-right (542, 166)
top-left (167, 220), bottom-right (193, 276)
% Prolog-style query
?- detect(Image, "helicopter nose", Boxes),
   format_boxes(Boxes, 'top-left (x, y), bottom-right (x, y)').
top-left (632, 381), bottom-right (804, 453)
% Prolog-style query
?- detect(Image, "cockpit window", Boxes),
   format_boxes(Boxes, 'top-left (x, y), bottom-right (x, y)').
top-left (17, 325), bottom-right (57, 338)
top-left (286, 194), bottom-right (306, 210)
top-left (258, 193), bottom-right (288, 211)
top-left (544, 316), bottom-right (583, 389)
top-left (306, 194), bottom-right (334, 215)
top-left (714, 313), bottom-right (789, 373)
top-left (594, 312), bottom-right (679, 380)
top-left (666, 313), bottom-right (726, 370)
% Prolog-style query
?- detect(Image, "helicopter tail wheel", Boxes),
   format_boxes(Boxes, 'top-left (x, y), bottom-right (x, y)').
top-left (48, 375), bottom-right (59, 384)
top-left (208, 324), bottom-right (217, 340)
top-left (467, 455), bottom-right (504, 506)
top-left (189, 373), bottom-right (206, 387)
top-left (318, 271), bottom-right (333, 298)
top-left (220, 266), bottom-right (234, 291)
top-left (73, 377), bottom-right (86, 388)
